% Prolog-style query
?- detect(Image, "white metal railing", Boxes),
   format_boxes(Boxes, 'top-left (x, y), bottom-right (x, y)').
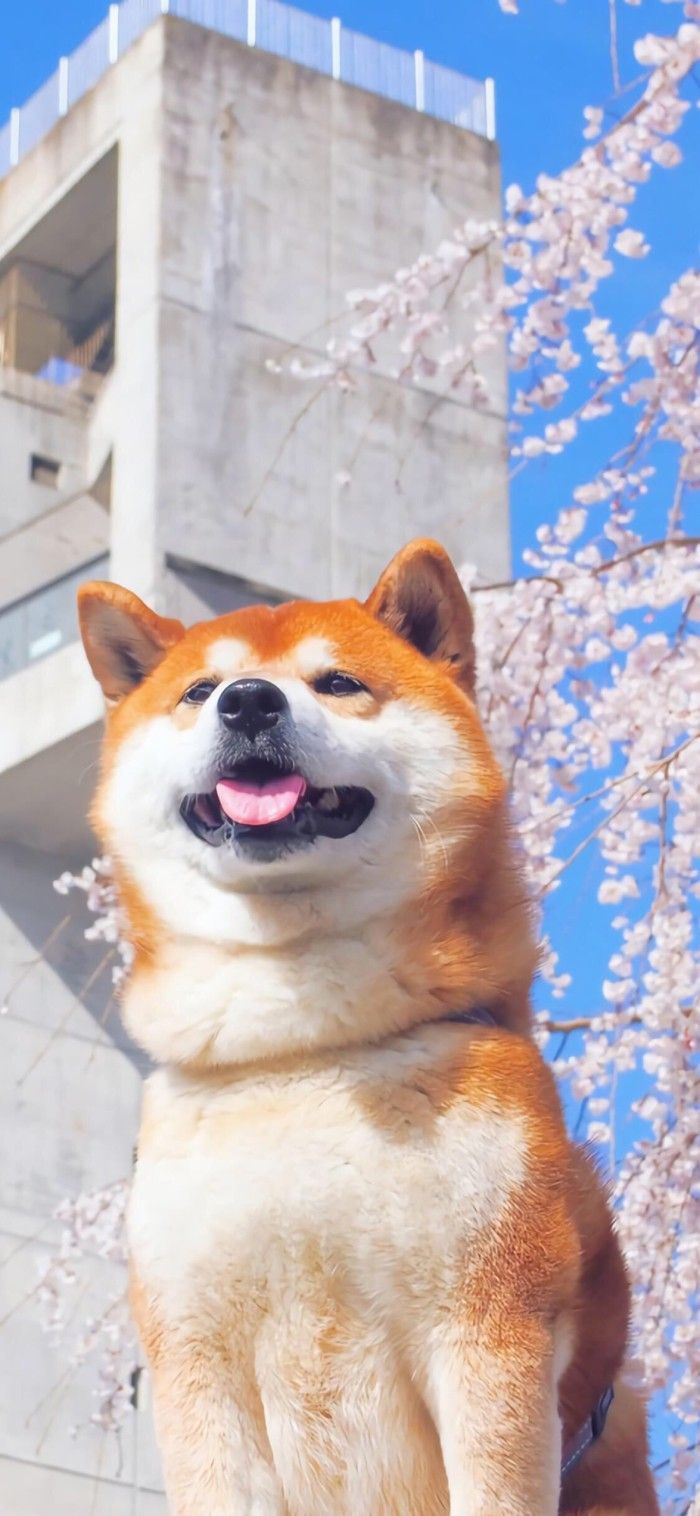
top-left (0, 1), bottom-right (494, 178)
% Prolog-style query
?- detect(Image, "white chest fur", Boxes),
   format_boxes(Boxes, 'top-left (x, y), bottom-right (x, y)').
top-left (130, 1032), bottom-right (528, 1515)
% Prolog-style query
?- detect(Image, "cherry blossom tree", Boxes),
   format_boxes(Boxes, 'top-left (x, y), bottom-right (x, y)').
top-left (33, 1), bottom-right (699, 1509)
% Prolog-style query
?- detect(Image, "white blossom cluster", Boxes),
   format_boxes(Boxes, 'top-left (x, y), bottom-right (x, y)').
top-left (54, 856), bottom-right (133, 987)
top-left (37, 1181), bottom-right (137, 1438)
top-left (470, 508), bottom-right (699, 1508)
top-left (500, 0), bottom-right (700, 20)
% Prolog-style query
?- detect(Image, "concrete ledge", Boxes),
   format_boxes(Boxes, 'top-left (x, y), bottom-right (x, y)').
top-left (0, 1454), bottom-right (166, 1515)
top-left (0, 500), bottom-right (109, 613)
top-left (0, 365), bottom-right (93, 419)
top-left (0, 641), bottom-right (102, 777)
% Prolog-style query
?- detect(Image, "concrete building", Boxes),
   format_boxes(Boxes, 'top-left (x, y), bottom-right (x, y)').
top-left (0, 3), bottom-right (508, 1509)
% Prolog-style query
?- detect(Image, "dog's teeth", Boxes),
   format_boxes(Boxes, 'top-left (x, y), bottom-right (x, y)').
top-left (317, 788), bottom-right (339, 812)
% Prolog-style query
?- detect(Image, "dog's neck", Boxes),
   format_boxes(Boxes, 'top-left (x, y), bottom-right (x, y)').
top-left (120, 856), bottom-right (537, 1072)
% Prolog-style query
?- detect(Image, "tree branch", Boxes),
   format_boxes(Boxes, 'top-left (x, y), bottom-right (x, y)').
top-left (472, 536), bottom-right (700, 595)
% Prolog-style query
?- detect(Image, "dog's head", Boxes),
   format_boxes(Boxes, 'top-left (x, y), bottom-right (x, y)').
top-left (80, 541), bottom-right (531, 1060)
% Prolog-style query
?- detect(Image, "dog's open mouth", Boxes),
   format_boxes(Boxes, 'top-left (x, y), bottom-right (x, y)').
top-left (180, 760), bottom-right (374, 855)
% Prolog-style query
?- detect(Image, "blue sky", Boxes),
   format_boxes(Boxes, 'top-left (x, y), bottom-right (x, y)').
top-left (3, 0), bottom-right (697, 1473)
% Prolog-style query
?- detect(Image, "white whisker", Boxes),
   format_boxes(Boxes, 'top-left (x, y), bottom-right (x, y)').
top-left (418, 812), bottom-right (450, 872)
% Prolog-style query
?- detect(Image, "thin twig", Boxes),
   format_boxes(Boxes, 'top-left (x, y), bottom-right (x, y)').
top-left (1, 915), bottom-right (71, 1012)
top-left (15, 949), bottom-right (116, 1087)
top-left (508, 601), bottom-right (552, 787)
top-left (537, 731), bottom-right (700, 895)
top-left (0, 1216), bottom-right (54, 1272)
top-left (242, 382), bottom-right (327, 518)
top-left (544, 1012), bottom-right (643, 1035)
top-left (518, 727), bottom-right (699, 838)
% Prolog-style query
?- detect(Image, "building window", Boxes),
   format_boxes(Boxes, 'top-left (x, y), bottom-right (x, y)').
top-left (30, 452), bottom-right (62, 488)
top-left (0, 554), bottom-right (110, 682)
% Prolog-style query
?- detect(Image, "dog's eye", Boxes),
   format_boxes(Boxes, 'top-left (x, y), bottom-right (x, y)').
top-left (181, 680), bottom-right (217, 706)
top-left (313, 671), bottom-right (368, 698)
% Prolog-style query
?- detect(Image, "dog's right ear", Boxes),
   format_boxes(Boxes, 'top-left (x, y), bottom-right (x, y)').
top-left (78, 581), bottom-right (185, 703)
top-left (365, 539), bottom-right (476, 696)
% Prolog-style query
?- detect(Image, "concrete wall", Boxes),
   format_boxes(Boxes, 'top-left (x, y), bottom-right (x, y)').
top-left (0, 843), bottom-right (165, 1512)
top-left (155, 20), bottom-right (509, 603)
top-left (0, 370), bottom-right (89, 541)
top-left (0, 497), bottom-right (108, 614)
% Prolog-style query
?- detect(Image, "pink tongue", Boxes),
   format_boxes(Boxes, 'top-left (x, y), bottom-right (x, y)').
top-left (216, 773), bottom-right (307, 827)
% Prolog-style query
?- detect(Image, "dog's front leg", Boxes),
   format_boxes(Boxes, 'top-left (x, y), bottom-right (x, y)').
top-left (148, 1352), bottom-right (286, 1516)
top-left (429, 1317), bottom-right (561, 1516)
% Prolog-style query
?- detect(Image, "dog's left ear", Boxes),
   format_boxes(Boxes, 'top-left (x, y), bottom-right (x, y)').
top-left (78, 581), bottom-right (185, 703)
top-left (365, 539), bottom-right (476, 695)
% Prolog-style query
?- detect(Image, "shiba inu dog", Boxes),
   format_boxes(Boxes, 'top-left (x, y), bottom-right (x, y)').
top-left (79, 540), bottom-right (658, 1516)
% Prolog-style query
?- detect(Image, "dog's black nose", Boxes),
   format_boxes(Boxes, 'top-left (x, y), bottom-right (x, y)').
top-left (217, 678), bottom-right (289, 739)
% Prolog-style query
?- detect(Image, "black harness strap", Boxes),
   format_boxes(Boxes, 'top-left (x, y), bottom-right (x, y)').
top-left (437, 1005), bottom-right (498, 1029)
top-left (561, 1385), bottom-right (615, 1481)
top-left (435, 1007), bottom-right (615, 1486)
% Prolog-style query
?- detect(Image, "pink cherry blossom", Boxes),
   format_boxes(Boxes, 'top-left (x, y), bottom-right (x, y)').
top-left (615, 228), bottom-right (651, 257)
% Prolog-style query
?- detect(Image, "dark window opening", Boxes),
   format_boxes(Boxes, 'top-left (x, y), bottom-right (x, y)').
top-left (30, 452), bottom-right (61, 488)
